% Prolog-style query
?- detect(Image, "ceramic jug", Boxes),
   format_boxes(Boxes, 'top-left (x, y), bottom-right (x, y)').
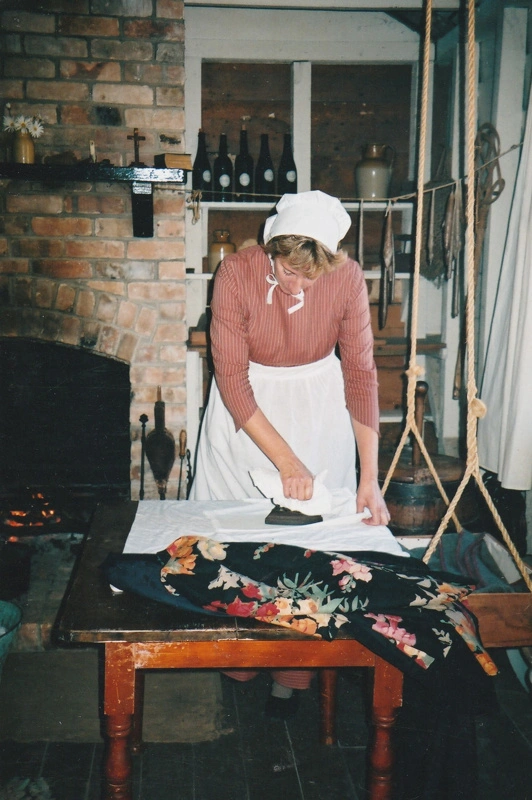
top-left (13, 130), bottom-right (35, 164)
top-left (208, 229), bottom-right (236, 273)
top-left (355, 144), bottom-right (394, 199)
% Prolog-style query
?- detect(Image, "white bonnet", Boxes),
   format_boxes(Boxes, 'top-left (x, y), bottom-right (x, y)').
top-left (263, 190), bottom-right (351, 253)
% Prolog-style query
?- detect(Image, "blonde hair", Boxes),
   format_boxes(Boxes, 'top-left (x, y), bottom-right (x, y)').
top-left (262, 235), bottom-right (347, 279)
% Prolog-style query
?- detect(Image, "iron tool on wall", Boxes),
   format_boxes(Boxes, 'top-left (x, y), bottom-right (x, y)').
top-left (144, 388), bottom-right (176, 500)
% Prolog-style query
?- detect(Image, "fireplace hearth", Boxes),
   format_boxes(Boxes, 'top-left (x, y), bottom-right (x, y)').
top-left (0, 340), bottom-right (132, 534)
top-left (0, 487), bottom-right (105, 537)
top-left (3, 489), bottom-right (63, 530)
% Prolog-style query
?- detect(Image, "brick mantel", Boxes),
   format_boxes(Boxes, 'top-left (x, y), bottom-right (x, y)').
top-left (0, 1), bottom-right (187, 500)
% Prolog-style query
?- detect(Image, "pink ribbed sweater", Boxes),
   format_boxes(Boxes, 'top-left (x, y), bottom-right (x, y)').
top-left (209, 245), bottom-right (379, 433)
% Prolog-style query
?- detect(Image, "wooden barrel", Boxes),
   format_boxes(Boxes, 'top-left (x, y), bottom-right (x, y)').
top-left (378, 382), bottom-right (479, 537)
top-left (379, 451), bottom-right (479, 537)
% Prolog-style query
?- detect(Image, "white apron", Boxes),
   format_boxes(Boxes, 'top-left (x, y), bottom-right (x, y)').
top-left (190, 351), bottom-right (357, 500)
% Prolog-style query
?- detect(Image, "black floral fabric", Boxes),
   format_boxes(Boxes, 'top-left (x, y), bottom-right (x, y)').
top-left (158, 536), bottom-right (498, 682)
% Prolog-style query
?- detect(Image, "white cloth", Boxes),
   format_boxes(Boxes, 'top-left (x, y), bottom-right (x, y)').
top-left (478, 83), bottom-right (532, 490)
top-left (123, 498), bottom-right (408, 559)
top-left (249, 467), bottom-right (334, 516)
top-left (190, 352), bottom-right (357, 501)
top-left (263, 190), bottom-right (351, 253)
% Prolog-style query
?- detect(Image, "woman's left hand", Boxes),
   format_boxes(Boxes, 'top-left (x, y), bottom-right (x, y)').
top-left (356, 477), bottom-right (391, 527)
top-left (350, 420), bottom-right (391, 527)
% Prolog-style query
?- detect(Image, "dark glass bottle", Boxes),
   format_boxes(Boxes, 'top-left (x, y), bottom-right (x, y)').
top-left (192, 129), bottom-right (212, 201)
top-left (254, 133), bottom-right (275, 203)
top-left (234, 127), bottom-right (254, 201)
top-left (213, 133), bottom-right (233, 201)
top-left (277, 133), bottom-right (297, 195)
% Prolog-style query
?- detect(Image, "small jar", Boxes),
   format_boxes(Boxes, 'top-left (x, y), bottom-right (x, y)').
top-left (355, 144), bottom-right (394, 199)
top-left (208, 229), bottom-right (236, 273)
top-left (13, 130), bottom-right (35, 164)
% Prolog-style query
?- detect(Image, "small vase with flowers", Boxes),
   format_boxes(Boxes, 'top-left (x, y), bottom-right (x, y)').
top-left (3, 106), bottom-right (44, 164)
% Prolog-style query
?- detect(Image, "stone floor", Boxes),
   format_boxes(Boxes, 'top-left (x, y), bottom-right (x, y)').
top-left (5, 533), bottom-right (83, 653)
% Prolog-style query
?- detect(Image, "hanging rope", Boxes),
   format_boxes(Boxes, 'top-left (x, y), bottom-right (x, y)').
top-left (379, 0), bottom-right (463, 527)
top-left (375, 0), bottom-right (532, 590)
top-left (415, 0), bottom-right (532, 591)
top-left (188, 189), bottom-right (203, 223)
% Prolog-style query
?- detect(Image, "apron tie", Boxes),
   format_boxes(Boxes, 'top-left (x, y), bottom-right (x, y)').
top-left (266, 272), bottom-right (305, 314)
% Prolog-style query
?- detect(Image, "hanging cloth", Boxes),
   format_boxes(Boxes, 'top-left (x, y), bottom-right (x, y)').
top-left (419, 148), bottom-right (453, 283)
top-left (478, 82), bottom-right (532, 491)
top-left (379, 202), bottom-right (396, 329)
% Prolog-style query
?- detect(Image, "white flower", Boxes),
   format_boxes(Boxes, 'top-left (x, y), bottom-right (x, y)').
top-left (14, 115), bottom-right (29, 133)
top-left (197, 538), bottom-right (227, 561)
top-left (9, 113), bottom-right (45, 138)
top-left (208, 564), bottom-right (241, 590)
top-left (28, 117), bottom-right (44, 138)
top-left (3, 114), bottom-right (16, 133)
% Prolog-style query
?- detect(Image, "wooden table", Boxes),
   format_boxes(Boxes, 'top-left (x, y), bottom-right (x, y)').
top-left (54, 501), bottom-right (403, 800)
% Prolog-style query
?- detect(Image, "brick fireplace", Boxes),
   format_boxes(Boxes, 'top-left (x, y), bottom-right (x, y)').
top-left (0, 1), bottom-right (188, 501)
top-left (1, 339), bottom-right (131, 532)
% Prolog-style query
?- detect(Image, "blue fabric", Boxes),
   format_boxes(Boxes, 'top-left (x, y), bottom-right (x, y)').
top-left (409, 530), bottom-right (514, 593)
top-left (102, 552), bottom-right (225, 616)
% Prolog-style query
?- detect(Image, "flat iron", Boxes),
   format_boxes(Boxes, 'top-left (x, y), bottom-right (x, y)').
top-left (265, 504), bottom-right (323, 526)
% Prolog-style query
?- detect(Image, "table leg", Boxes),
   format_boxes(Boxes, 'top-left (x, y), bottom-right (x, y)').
top-left (131, 670), bottom-right (145, 755)
top-left (367, 657), bottom-right (403, 800)
top-left (104, 643), bottom-right (136, 800)
top-left (319, 668), bottom-right (338, 746)
top-left (105, 713), bottom-right (134, 800)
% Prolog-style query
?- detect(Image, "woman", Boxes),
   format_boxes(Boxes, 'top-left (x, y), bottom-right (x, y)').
top-left (190, 190), bottom-right (390, 716)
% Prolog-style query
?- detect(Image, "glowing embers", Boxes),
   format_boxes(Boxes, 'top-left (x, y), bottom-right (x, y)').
top-left (2, 490), bottom-right (62, 530)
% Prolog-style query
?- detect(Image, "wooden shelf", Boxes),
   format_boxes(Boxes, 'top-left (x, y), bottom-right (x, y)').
top-left (374, 337), bottom-right (445, 356)
top-left (0, 162), bottom-right (188, 184)
top-left (185, 268), bottom-right (412, 282)
top-left (187, 331), bottom-right (445, 356)
top-left (195, 200), bottom-right (412, 211)
top-left (0, 162), bottom-right (189, 237)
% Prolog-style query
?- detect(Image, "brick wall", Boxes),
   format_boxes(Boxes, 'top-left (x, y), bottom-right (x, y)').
top-left (0, 0), bottom-right (187, 500)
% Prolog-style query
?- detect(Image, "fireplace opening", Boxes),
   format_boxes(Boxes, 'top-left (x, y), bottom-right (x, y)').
top-left (0, 339), bottom-right (131, 535)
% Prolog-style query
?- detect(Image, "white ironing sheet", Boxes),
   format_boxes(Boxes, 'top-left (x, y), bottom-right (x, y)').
top-left (123, 492), bottom-right (409, 558)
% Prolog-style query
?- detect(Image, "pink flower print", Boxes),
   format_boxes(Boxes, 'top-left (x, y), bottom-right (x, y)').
top-left (365, 613), bottom-right (417, 647)
top-left (331, 557), bottom-right (372, 582)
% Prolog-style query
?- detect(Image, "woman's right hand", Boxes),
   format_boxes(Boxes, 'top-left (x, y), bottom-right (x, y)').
top-left (242, 408), bottom-right (314, 501)
top-left (278, 458), bottom-right (314, 501)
